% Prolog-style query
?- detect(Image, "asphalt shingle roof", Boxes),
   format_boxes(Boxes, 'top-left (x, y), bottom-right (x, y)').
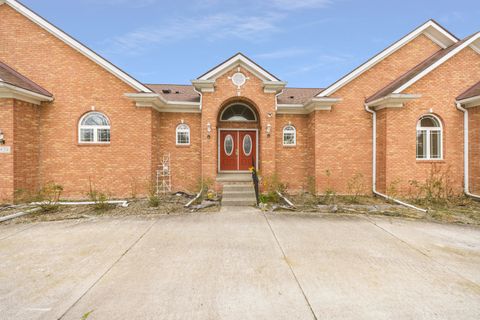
top-left (0, 60), bottom-right (52, 97)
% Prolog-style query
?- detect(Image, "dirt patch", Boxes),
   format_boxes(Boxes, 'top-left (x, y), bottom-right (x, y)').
top-left (268, 193), bottom-right (480, 226)
top-left (1, 194), bottom-right (220, 224)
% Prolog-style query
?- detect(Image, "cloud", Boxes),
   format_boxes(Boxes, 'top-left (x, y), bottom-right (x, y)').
top-left (103, 12), bottom-right (283, 55)
top-left (269, 0), bottom-right (332, 10)
top-left (254, 48), bottom-right (311, 59)
top-left (283, 53), bottom-right (351, 75)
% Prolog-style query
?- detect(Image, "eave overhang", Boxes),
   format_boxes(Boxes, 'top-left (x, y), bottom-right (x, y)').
top-left (456, 96), bottom-right (480, 108)
top-left (277, 97), bottom-right (341, 114)
top-left (263, 81), bottom-right (287, 94)
top-left (191, 80), bottom-right (215, 93)
top-left (0, 82), bottom-right (54, 104)
top-left (365, 93), bottom-right (421, 110)
top-left (125, 93), bottom-right (201, 113)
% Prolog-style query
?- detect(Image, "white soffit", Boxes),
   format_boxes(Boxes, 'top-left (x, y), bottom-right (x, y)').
top-left (393, 33), bottom-right (480, 94)
top-left (2, 0), bottom-right (152, 93)
top-left (317, 20), bottom-right (458, 97)
top-left (198, 53), bottom-right (281, 82)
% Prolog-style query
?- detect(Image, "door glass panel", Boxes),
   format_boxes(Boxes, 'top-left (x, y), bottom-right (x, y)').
top-left (224, 134), bottom-right (234, 156)
top-left (243, 134), bottom-right (252, 156)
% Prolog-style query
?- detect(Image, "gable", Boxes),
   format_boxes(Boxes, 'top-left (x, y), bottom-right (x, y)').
top-left (198, 53), bottom-right (281, 82)
top-left (318, 20), bottom-right (458, 97)
top-left (0, 0), bottom-right (151, 93)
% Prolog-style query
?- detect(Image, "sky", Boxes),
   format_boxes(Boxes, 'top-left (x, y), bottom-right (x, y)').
top-left (21, 0), bottom-right (480, 88)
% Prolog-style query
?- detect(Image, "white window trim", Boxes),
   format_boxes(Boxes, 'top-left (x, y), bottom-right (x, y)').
top-left (176, 123), bottom-right (191, 146)
top-left (78, 112), bottom-right (111, 144)
top-left (283, 125), bottom-right (297, 146)
top-left (219, 103), bottom-right (257, 122)
top-left (416, 115), bottom-right (443, 160)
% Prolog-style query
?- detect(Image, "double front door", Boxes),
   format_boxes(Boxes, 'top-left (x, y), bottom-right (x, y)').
top-left (219, 130), bottom-right (257, 171)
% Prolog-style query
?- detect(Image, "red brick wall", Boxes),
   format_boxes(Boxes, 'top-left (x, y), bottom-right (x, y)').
top-left (468, 106), bottom-right (480, 194)
top-left (313, 34), bottom-right (442, 195)
top-left (275, 114), bottom-right (308, 191)
top-left (388, 47), bottom-right (480, 195)
top-left (375, 109), bottom-right (387, 193)
top-left (13, 100), bottom-right (40, 198)
top-left (0, 5), bottom-right (154, 199)
top-left (156, 112), bottom-right (201, 193)
top-left (0, 98), bottom-right (14, 202)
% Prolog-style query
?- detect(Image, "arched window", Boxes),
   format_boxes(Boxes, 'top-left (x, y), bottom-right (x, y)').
top-left (79, 112), bottom-right (110, 143)
top-left (416, 115), bottom-right (442, 159)
top-left (220, 103), bottom-right (256, 121)
top-left (283, 125), bottom-right (296, 146)
top-left (176, 123), bottom-right (190, 145)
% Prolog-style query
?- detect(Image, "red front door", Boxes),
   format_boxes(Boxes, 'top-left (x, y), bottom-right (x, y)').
top-left (219, 130), bottom-right (256, 171)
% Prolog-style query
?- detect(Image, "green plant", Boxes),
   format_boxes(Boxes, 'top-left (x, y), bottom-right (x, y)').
top-left (347, 172), bottom-right (365, 203)
top-left (386, 179), bottom-right (400, 203)
top-left (323, 169), bottom-right (336, 205)
top-left (86, 178), bottom-right (111, 211)
top-left (36, 182), bottom-right (63, 211)
top-left (147, 183), bottom-right (160, 207)
top-left (261, 172), bottom-right (287, 203)
top-left (196, 177), bottom-right (214, 197)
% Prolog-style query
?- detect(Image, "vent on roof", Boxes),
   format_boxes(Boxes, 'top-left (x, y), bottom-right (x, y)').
top-left (289, 96), bottom-right (294, 99)
top-left (162, 89), bottom-right (171, 94)
top-left (175, 91), bottom-right (180, 94)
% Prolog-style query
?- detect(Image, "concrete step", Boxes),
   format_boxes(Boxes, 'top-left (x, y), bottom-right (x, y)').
top-left (223, 190), bottom-right (256, 199)
top-left (223, 184), bottom-right (254, 192)
top-left (221, 197), bottom-right (257, 206)
top-left (216, 173), bottom-right (252, 182)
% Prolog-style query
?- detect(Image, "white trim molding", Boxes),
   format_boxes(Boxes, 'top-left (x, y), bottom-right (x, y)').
top-left (0, 82), bottom-right (53, 104)
top-left (125, 93), bottom-right (201, 113)
top-left (199, 53), bottom-right (280, 82)
top-left (2, 0), bottom-right (151, 93)
top-left (456, 95), bottom-right (480, 108)
top-left (393, 33), bottom-right (480, 94)
top-left (191, 80), bottom-right (215, 93)
top-left (318, 20), bottom-right (458, 98)
top-left (276, 97), bottom-right (341, 114)
top-left (263, 81), bottom-right (287, 94)
top-left (365, 93), bottom-right (421, 110)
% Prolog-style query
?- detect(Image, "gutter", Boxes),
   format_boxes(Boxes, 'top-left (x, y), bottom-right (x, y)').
top-left (364, 104), bottom-right (427, 212)
top-left (455, 102), bottom-right (480, 200)
top-left (193, 87), bottom-right (205, 193)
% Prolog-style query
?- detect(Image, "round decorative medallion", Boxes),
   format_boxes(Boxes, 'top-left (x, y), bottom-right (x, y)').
top-left (231, 72), bottom-right (246, 87)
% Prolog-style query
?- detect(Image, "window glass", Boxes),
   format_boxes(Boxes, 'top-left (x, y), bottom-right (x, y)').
top-left (176, 124), bottom-right (190, 145)
top-left (79, 112), bottom-right (110, 143)
top-left (416, 115), bottom-right (442, 160)
top-left (221, 104), bottom-right (256, 121)
top-left (283, 125), bottom-right (296, 146)
top-left (243, 134), bottom-right (252, 156)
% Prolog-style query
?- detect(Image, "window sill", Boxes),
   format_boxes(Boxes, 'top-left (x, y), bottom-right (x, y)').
top-left (78, 143), bottom-right (111, 147)
top-left (416, 159), bottom-right (445, 163)
top-left (283, 144), bottom-right (297, 148)
top-left (176, 144), bottom-right (191, 148)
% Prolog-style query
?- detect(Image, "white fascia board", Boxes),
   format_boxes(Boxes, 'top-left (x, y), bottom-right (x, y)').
top-left (456, 96), bottom-right (480, 108)
top-left (365, 93), bottom-right (421, 109)
top-left (393, 33), bottom-right (480, 94)
top-left (191, 80), bottom-right (215, 93)
top-left (276, 104), bottom-right (308, 114)
top-left (125, 93), bottom-right (200, 113)
top-left (0, 82), bottom-right (53, 104)
top-left (4, 0), bottom-right (152, 93)
top-left (277, 98), bottom-right (341, 114)
top-left (318, 20), bottom-right (458, 98)
top-left (263, 81), bottom-right (287, 93)
top-left (198, 54), bottom-right (280, 82)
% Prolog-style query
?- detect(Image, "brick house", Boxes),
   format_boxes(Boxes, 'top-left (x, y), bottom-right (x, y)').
top-left (0, 0), bottom-right (479, 203)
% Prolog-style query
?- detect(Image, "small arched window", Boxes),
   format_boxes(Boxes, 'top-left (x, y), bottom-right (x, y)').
top-left (79, 112), bottom-right (110, 143)
top-left (283, 125), bottom-right (296, 146)
top-left (416, 115), bottom-right (442, 159)
top-left (176, 123), bottom-right (190, 145)
top-left (220, 103), bottom-right (256, 121)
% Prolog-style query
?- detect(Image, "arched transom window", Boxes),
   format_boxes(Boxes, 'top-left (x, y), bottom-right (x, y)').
top-left (283, 125), bottom-right (296, 146)
top-left (79, 112), bottom-right (110, 143)
top-left (220, 103), bottom-right (256, 122)
top-left (176, 123), bottom-right (190, 145)
top-left (416, 115), bottom-right (442, 160)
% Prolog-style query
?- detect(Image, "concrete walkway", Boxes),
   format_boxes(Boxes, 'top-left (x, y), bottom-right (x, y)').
top-left (0, 208), bottom-right (479, 319)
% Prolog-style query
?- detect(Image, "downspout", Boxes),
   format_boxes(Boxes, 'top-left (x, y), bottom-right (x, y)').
top-left (455, 102), bottom-right (480, 200)
top-left (364, 104), bottom-right (427, 212)
top-left (189, 87), bottom-right (204, 206)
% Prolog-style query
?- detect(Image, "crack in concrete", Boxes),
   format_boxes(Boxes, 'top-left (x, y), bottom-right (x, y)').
top-left (57, 219), bottom-right (158, 320)
top-left (262, 212), bottom-right (318, 320)
top-left (363, 215), bottom-right (480, 289)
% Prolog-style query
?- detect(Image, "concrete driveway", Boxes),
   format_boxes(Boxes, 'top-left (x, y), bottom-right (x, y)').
top-left (0, 208), bottom-right (479, 320)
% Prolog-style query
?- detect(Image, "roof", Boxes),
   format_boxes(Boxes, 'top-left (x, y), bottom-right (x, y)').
top-left (147, 84), bottom-right (322, 105)
top-left (197, 52), bottom-right (281, 82)
top-left (1, 0), bottom-right (151, 93)
top-left (457, 81), bottom-right (480, 100)
top-left (0, 60), bottom-right (52, 96)
top-left (318, 19), bottom-right (458, 98)
top-left (366, 33), bottom-right (480, 103)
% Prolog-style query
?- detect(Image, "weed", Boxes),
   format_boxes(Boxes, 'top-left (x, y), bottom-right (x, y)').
top-left (36, 182), bottom-right (63, 212)
top-left (347, 172), bottom-right (365, 203)
top-left (81, 310), bottom-right (94, 320)
top-left (323, 169), bottom-right (336, 205)
top-left (306, 175), bottom-right (316, 195)
top-left (86, 178), bottom-right (111, 211)
top-left (261, 172), bottom-right (287, 203)
top-left (147, 183), bottom-right (160, 207)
